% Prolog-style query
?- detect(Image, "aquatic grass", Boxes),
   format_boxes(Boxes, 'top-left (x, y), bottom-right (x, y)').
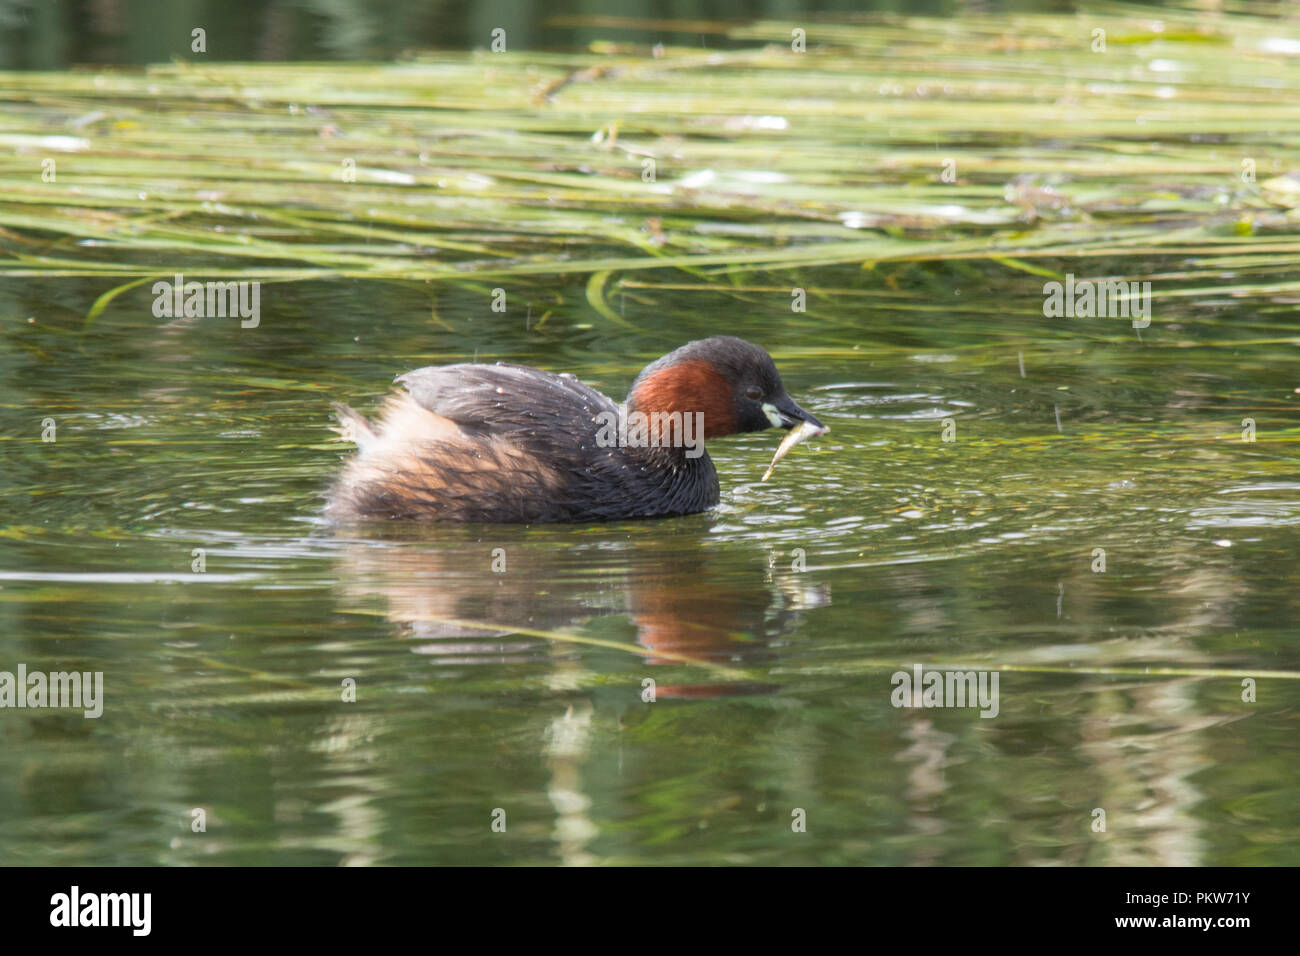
top-left (0, 7), bottom-right (1297, 318)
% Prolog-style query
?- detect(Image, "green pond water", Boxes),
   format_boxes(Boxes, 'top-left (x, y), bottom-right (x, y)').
top-left (0, 256), bottom-right (1297, 865)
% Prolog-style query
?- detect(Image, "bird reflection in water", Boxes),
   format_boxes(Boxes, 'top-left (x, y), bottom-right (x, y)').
top-left (330, 525), bottom-right (831, 863)
top-left (331, 524), bottom-right (831, 700)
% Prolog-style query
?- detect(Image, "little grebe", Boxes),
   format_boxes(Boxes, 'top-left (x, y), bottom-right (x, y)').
top-left (325, 336), bottom-right (825, 523)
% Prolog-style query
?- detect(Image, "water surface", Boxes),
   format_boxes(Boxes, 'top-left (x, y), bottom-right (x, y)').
top-left (1, 264), bottom-right (1296, 865)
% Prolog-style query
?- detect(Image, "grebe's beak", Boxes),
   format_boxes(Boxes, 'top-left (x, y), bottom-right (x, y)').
top-left (769, 395), bottom-right (828, 434)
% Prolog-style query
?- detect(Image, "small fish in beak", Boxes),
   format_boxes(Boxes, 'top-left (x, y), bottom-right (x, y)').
top-left (762, 418), bottom-right (829, 482)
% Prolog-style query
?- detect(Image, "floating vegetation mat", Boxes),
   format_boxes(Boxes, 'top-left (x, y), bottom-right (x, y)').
top-left (0, 4), bottom-right (1298, 309)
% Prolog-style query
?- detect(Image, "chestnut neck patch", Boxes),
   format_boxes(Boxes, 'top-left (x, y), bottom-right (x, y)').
top-left (628, 358), bottom-right (738, 440)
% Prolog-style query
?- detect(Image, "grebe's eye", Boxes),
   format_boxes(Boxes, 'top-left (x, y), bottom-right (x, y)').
top-left (745, 385), bottom-right (763, 400)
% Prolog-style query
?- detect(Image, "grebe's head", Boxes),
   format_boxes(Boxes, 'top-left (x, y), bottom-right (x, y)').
top-left (627, 336), bottom-right (826, 440)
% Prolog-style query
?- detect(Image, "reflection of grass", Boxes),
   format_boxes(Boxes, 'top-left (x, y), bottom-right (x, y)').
top-left (341, 607), bottom-right (750, 679)
top-left (0, 8), bottom-right (1297, 313)
top-left (791, 660), bottom-right (1300, 681)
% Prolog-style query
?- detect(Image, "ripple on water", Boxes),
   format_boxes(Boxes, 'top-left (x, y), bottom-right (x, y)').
top-left (1186, 482), bottom-right (1300, 529)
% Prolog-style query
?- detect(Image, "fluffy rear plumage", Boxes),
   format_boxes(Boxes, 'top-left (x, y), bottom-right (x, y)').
top-left (325, 362), bottom-right (719, 523)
